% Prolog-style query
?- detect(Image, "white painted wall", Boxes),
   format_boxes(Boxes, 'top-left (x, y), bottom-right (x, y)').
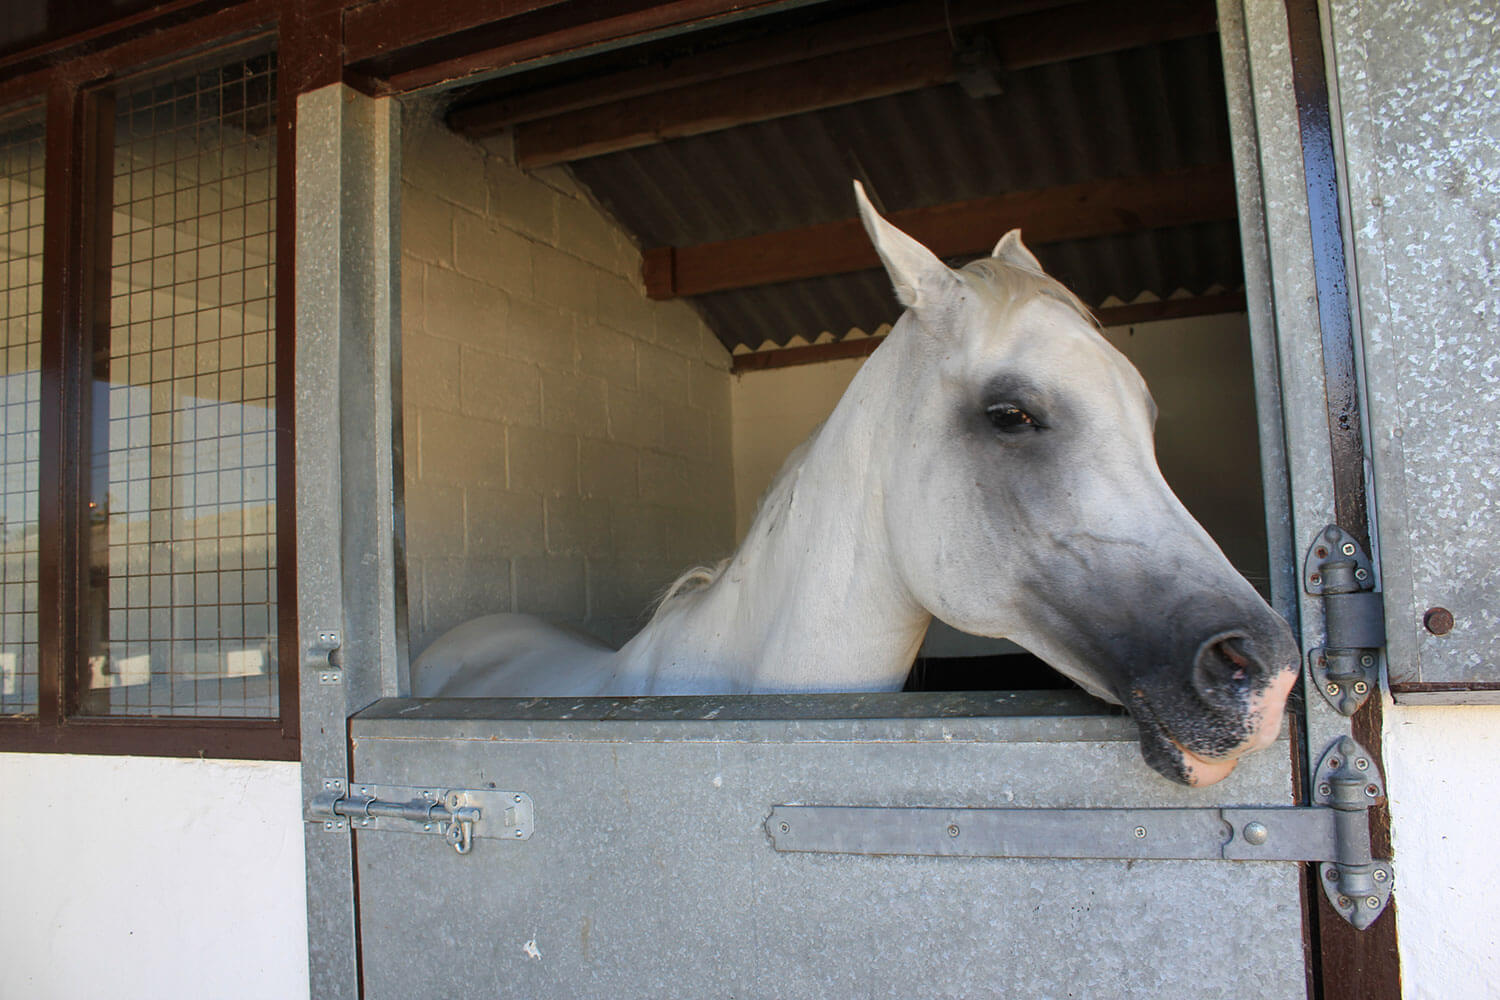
top-left (0, 753), bottom-right (308, 1000)
top-left (1383, 703), bottom-right (1500, 998)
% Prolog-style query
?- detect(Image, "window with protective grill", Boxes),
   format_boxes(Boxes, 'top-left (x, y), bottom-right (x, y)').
top-left (80, 50), bottom-right (280, 718)
top-left (0, 111), bottom-right (43, 717)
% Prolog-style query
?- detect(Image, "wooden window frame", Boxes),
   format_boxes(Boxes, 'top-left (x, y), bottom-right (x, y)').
top-left (0, 9), bottom-right (300, 760)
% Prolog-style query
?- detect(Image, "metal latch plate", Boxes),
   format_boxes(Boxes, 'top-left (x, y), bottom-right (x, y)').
top-left (309, 780), bottom-right (534, 845)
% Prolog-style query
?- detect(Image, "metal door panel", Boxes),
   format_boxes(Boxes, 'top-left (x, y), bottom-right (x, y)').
top-left (1324, 0), bottom-right (1500, 698)
top-left (348, 696), bottom-right (1303, 999)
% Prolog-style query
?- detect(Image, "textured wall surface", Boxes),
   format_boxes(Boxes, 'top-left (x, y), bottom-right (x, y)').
top-left (0, 754), bottom-right (309, 1000)
top-left (400, 109), bottom-right (734, 654)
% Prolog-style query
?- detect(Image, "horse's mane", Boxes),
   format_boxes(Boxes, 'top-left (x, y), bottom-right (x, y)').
top-left (646, 425), bottom-right (819, 622)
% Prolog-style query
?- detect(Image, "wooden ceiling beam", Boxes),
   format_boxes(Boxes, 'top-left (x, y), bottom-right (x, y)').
top-left (644, 163), bottom-right (1237, 300)
top-left (354, 0), bottom-right (813, 95)
top-left (509, 0), bottom-right (1216, 168)
top-left (344, 0), bottom-right (570, 65)
top-left (448, 0), bottom-right (1071, 134)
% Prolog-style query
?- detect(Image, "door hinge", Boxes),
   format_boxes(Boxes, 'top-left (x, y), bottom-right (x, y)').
top-left (765, 736), bottom-right (1392, 930)
top-left (308, 779), bottom-right (534, 854)
top-left (1304, 525), bottom-right (1386, 714)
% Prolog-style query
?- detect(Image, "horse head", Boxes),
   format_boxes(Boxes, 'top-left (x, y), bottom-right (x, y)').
top-left (854, 182), bottom-right (1299, 786)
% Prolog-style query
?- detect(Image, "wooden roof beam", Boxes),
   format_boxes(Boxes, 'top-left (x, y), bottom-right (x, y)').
top-left (643, 164), bottom-right (1238, 300)
top-left (448, 0), bottom-right (1072, 134)
top-left (507, 0), bottom-right (1217, 168)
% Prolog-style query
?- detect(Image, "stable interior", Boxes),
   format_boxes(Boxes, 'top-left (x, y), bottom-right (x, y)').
top-left (396, 0), bottom-right (1269, 695)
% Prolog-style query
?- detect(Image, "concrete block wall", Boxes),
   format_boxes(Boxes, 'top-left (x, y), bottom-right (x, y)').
top-left (400, 108), bottom-right (734, 656)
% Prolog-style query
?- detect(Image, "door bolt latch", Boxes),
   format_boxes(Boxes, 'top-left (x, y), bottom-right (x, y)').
top-left (307, 781), bottom-right (533, 854)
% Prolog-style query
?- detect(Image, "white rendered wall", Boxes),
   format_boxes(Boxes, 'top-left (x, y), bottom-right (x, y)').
top-left (0, 753), bottom-right (308, 1000)
top-left (1383, 704), bottom-right (1500, 999)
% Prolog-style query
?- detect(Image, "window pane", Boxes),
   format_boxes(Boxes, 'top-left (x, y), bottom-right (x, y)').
top-left (0, 111), bottom-right (43, 717)
top-left (81, 49), bottom-right (279, 717)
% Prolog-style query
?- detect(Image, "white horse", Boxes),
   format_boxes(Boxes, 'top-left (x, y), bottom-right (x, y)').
top-left (413, 182), bottom-right (1299, 787)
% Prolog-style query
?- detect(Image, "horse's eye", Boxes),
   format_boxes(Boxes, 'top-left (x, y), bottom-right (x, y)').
top-left (987, 403), bottom-right (1042, 434)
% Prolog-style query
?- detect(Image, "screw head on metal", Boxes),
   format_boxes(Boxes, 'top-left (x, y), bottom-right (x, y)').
top-left (780, 822), bottom-right (790, 833)
top-left (1374, 869), bottom-right (1389, 883)
top-left (1360, 653), bottom-right (1374, 667)
top-left (1341, 542), bottom-right (1357, 556)
top-left (514, 829), bottom-right (524, 838)
top-left (1424, 607), bottom-right (1455, 636)
top-left (1325, 866), bottom-right (1339, 881)
top-left (1355, 757), bottom-right (1369, 771)
top-left (1337, 895), bottom-right (1352, 909)
top-left (1325, 682), bottom-right (1341, 696)
top-left (1355, 568), bottom-right (1369, 582)
top-left (1133, 826), bottom-right (1147, 839)
top-left (947, 824), bottom-right (960, 838)
top-left (1318, 782), bottom-right (1333, 797)
top-left (1353, 681), bottom-right (1369, 695)
top-left (1365, 784), bottom-right (1380, 797)
top-left (1366, 896), bottom-right (1381, 909)
top-left (514, 794), bottom-right (523, 803)
top-left (1242, 822), bottom-right (1269, 846)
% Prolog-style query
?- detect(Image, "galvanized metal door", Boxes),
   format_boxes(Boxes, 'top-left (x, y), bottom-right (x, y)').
top-left (293, 0), bottom-right (1394, 992)
top-left (342, 695), bottom-right (1304, 999)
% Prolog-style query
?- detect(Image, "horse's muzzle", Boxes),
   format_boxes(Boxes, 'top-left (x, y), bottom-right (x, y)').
top-left (1130, 623), bottom-right (1300, 786)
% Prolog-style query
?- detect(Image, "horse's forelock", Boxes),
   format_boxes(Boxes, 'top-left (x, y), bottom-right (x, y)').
top-left (958, 258), bottom-right (1099, 332)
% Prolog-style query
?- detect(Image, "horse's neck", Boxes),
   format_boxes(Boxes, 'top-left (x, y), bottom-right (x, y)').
top-left (616, 337), bottom-right (931, 693)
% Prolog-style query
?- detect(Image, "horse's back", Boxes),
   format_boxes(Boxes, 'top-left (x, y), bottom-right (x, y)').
top-left (410, 613), bottom-right (626, 697)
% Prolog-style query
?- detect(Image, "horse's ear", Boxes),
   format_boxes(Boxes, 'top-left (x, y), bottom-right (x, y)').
top-left (993, 229), bottom-right (1043, 272)
top-left (853, 180), bottom-right (955, 310)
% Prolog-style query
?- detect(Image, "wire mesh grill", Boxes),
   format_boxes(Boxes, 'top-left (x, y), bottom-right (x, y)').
top-left (0, 111), bottom-right (43, 717)
top-left (81, 47), bottom-right (279, 717)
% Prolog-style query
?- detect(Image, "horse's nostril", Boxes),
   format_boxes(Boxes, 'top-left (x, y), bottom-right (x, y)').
top-left (1193, 634), bottom-right (1257, 699)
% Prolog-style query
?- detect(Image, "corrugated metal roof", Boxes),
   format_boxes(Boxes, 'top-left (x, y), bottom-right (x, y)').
top-left (559, 33), bottom-right (1244, 351)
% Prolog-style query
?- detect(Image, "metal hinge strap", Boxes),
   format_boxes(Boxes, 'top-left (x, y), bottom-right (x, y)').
top-left (1313, 736), bottom-right (1393, 929)
top-left (1305, 525), bottom-right (1386, 714)
top-left (766, 739), bottom-right (1393, 930)
top-left (767, 804), bottom-right (1338, 862)
top-left (308, 780), bottom-right (534, 854)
